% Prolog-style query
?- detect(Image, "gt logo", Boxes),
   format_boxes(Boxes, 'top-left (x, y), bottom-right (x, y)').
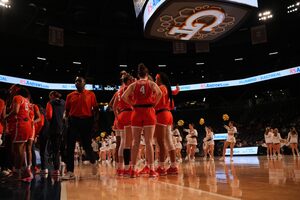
top-left (168, 9), bottom-right (226, 40)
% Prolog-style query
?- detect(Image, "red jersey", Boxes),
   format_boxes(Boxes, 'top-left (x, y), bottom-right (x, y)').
top-left (116, 86), bottom-right (132, 111)
top-left (133, 80), bottom-right (155, 105)
top-left (155, 85), bottom-right (170, 111)
top-left (12, 95), bottom-right (31, 123)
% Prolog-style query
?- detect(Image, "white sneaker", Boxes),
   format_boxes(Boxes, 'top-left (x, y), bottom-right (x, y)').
top-left (62, 171), bottom-right (75, 180)
top-left (178, 158), bottom-right (183, 163)
top-left (267, 155), bottom-right (269, 160)
top-left (185, 156), bottom-right (189, 161)
top-left (230, 158), bottom-right (234, 162)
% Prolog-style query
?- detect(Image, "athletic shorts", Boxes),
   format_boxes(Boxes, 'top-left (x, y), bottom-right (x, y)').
top-left (9, 121), bottom-right (32, 143)
top-left (156, 110), bottom-right (173, 126)
top-left (117, 111), bottom-right (132, 129)
top-left (113, 118), bottom-right (122, 132)
top-left (131, 107), bottom-right (156, 127)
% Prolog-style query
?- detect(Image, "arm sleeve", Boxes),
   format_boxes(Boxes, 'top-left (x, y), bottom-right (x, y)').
top-left (183, 129), bottom-right (190, 133)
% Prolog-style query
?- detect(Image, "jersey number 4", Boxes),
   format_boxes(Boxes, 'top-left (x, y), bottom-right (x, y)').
top-left (140, 85), bottom-right (145, 95)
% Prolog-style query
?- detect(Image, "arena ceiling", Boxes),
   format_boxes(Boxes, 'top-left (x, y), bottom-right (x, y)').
top-left (0, 0), bottom-right (299, 86)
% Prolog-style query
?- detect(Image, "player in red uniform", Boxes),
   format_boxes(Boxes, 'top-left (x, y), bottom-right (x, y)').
top-left (113, 74), bottom-right (135, 176)
top-left (109, 71), bottom-right (128, 170)
top-left (122, 63), bottom-right (162, 178)
top-left (5, 87), bottom-right (33, 181)
top-left (154, 72), bottom-right (178, 175)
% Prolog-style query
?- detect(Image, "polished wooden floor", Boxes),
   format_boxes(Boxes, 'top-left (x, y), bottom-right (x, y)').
top-left (61, 156), bottom-right (300, 200)
top-left (1, 156), bottom-right (300, 200)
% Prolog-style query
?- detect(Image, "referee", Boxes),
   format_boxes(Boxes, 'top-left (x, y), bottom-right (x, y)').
top-left (62, 77), bottom-right (99, 180)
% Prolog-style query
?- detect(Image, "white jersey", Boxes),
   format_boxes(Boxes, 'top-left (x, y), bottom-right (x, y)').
top-left (184, 129), bottom-right (198, 145)
top-left (264, 132), bottom-right (273, 144)
top-left (287, 132), bottom-right (298, 144)
top-left (272, 133), bottom-right (282, 144)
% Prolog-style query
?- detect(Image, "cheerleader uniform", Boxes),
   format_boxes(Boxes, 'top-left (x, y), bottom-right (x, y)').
top-left (265, 132), bottom-right (273, 144)
top-left (184, 129), bottom-right (198, 146)
top-left (272, 133), bottom-right (282, 144)
top-left (173, 129), bottom-right (182, 149)
top-left (110, 135), bottom-right (117, 150)
top-left (287, 132), bottom-right (298, 144)
top-left (226, 126), bottom-right (237, 144)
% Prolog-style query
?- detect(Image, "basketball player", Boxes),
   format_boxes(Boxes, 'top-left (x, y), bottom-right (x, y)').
top-left (5, 87), bottom-right (33, 181)
top-left (154, 72), bottom-right (178, 175)
top-left (113, 74), bottom-right (134, 176)
top-left (121, 63), bottom-right (162, 178)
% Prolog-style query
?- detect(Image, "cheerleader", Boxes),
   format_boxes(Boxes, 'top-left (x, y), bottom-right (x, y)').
top-left (173, 126), bottom-right (182, 162)
top-left (109, 133), bottom-right (117, 165)
top-left (99, 138), bottom-right (108, 164)
top-left (139, 134), bottom-right (146, 162)
top-left (272, 128), bottom-right (283, 159)
top-left (220, 121), bottom-right (237, 162)
top-left (204, 126), bottom-right (215, 161)
top-left (287, 127), bottom-right (299, 158)
top-left (264, 127), bottom-right (273, 159)
top-left (184, 123), bottom-right (198, 161)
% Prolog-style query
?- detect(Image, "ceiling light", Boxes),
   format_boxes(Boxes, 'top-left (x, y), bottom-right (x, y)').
top-left (196, 62), bottom-right (205, 65)
top-left (234, 58), bottom-right (243, 61)
top-left (119, 65), bottom-right (127, 68)
top-left (269, 52), bottom-right (278, 55)
top-left (37, 57), bottom-right (46, 61)
top-left (158, 64), bottom-right (167, 67)
top-left (73, 61), bottom-right (81, 65)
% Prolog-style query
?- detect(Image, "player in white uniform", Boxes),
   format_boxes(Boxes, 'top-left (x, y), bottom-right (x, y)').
top-left (203, 126), bottom-right (215, 161)
top-left (172, 127), bottom-right (182, 162)
top-left (272, 128), bottom-right (283, 159)
top-left (184, 123), bottom-right (198, 161)
top-left (220, 121), bottom-right (237, 162)
top-left (264, 127), bottom-right (274, 159)
top-left (287, 127), bottom-right (299, 158)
